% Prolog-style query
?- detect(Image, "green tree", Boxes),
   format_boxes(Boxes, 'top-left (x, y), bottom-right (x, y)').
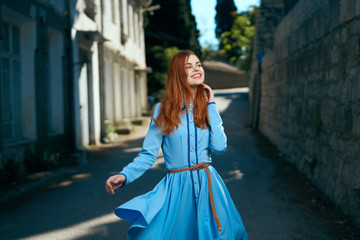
top-left (146, 46), bottom-right (180, 101)
top-left (218, 6), bottom-right (256, 71)
top-left (144, 0), bottom-right (201, 99)
top-left (215, 0), bottom-right (237, 39)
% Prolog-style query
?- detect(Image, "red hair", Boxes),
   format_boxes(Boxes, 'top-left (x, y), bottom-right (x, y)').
top-left (154, 50), bottom-right (209, 135)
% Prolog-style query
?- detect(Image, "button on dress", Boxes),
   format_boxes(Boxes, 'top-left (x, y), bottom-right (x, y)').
top-left (114, 102), bottom-right (248, 240)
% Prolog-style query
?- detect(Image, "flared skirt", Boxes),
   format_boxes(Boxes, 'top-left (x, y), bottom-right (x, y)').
top-left (114, 166), bottom-right (247, 240)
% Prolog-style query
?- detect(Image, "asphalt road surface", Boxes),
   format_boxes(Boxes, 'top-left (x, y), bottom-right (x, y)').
top-left (0, 88), bottom-right (359, 240)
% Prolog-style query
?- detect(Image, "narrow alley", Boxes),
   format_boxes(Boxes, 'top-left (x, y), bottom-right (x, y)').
top-left (0, 88), bottom-right (359, 240)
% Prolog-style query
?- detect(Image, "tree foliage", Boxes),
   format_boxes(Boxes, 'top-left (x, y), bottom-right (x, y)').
top-left (215, 0), bottom-right (237, 39)
top-left (212, 6), bottom-right (256, 72)
top-left (144, 0), bottom-right (201, 100)
top-left (145, 0), bottom-right (201, 54)
top-left (146, 46), bottom-right (180, 101)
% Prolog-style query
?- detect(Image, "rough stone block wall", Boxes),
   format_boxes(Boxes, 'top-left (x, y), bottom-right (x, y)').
top-left (259, 0), bottom-right (360, 225)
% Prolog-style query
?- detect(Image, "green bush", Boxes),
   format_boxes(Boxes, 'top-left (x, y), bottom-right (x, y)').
top-left (105, 123), bottom-right (118, 142)
top-left (146, 46), bottom-right (180, 99)
top-left (24, 149), bottom-right (60, 173)
top-left (0, 158), bottom-right (24, 185)
top-left (40, 150), bottom-right (60, 170)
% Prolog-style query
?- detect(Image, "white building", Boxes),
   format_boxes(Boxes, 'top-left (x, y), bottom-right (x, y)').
top-left (0, 0), bottom-right (149, 172)
top-left (71, 0), bottom-right (149, 148)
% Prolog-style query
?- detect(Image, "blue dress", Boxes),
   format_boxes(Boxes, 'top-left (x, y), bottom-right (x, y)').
top-left (115, 102), bottom-right (248, 240)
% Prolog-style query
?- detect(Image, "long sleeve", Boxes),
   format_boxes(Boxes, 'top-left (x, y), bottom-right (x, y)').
top-left (119, 103), bottom-right (164, 186)
top-left (208, 102), bottom-right (227, 153)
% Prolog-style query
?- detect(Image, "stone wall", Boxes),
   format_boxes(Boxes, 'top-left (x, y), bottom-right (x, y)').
top-left (256, 0), bottom-right (360, 225)
top-left (203, 61), bottom-right (248, 89)
top-left (249, 0), bottom-right (288, 128)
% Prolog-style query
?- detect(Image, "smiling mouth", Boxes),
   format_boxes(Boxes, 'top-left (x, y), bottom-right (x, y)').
top-left (192, 73), bottom-right (202, 78)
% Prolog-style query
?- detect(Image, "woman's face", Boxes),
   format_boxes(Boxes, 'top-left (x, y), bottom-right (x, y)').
top-left (185, 54), bottom-right (205, 88)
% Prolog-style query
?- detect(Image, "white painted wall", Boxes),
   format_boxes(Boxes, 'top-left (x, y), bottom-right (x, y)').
top-left (128, 69), bottom-right (136, 118)
top-left (103, 0), bottom-right (121, 48)
top-left (78, 63), bottom-right (90, 146)
top-left (138, 72), bottom-right (147, 111)
top-left (69, 0), bottom-right (148, 147)
top-left (135, 75), bottom-right (141, 117)
top-left (113, 61), bottom-right (122, 123)
top-left (90, 41), bottom-right (101, 145)
top-left (71, 27), bottom-right (82, 148)
top-left (97, 0), bottom-right (148, 122)
top-left (104, 57), bottom-right (114, 122)
top-left (121, 65), bottom-right (130, 119)
top-left (102, 1), bottom-right (146, 68)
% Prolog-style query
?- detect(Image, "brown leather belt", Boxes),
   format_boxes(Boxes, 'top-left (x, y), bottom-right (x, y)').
top-left (168, 162), bottom-right (222, 231)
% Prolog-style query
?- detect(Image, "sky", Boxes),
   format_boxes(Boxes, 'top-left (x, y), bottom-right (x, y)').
top-left (191, 0), bottom-right (260, 49)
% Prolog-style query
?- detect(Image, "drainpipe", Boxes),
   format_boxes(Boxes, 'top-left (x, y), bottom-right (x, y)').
top-left (0, 5), bottom-right (3, 152)
top-left (251, 51), bottom-right (266, 129)
top-left (99, 0), bottom-right (106, 142)
top-left (66, 0), bottom-right (76, 149)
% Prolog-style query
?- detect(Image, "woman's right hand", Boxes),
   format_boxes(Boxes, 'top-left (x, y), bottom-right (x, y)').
top-left (105, 174), bottom-right (126, 194)
top-left (202, 83), bottom-right (215, 103)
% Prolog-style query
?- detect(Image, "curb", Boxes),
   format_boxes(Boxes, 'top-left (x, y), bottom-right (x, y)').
top-left (0, 118), bottom-right (151, 204)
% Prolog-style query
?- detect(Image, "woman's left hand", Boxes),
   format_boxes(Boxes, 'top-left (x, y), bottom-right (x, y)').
top-left (202, 83), bottom-right (215, 103)
top-left (105, 174), bottom-right (126, 194)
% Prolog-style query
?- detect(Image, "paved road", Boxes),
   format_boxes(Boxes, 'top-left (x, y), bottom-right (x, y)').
top-left (0, 88), bottom-right (359, 240)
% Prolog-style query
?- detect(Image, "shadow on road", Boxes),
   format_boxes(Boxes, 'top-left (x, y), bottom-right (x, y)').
top-left (0, 136), bottom-right (167, 239)
top-left (0, 89), bottom-right (359, 240)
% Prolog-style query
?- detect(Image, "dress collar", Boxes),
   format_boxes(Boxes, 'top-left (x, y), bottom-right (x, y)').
top-left (182, 99), bottom-right (193, 111)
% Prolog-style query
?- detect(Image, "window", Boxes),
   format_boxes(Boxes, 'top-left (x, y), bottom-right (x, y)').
top-left (48, 28), bottom-right (64, 135)
top-left (133, 9), bottom-right (138, 44)
top-left (119, 0), bottom-right (125, 45)
top-left (127, 1), bottom-right (132, 39)
top-left (84, 0), bottom-right (96, 21)
top-left (111, 0), bottom-right (116, 24)
top-left (1, 21), bottom-right (22, 142)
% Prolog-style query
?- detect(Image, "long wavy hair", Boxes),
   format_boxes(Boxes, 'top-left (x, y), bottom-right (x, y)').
top-left (154, 50), bottom-right (210, 135)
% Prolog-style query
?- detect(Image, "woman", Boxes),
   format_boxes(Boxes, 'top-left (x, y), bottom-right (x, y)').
top-left (105, 50), bottom-right (248, 240)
